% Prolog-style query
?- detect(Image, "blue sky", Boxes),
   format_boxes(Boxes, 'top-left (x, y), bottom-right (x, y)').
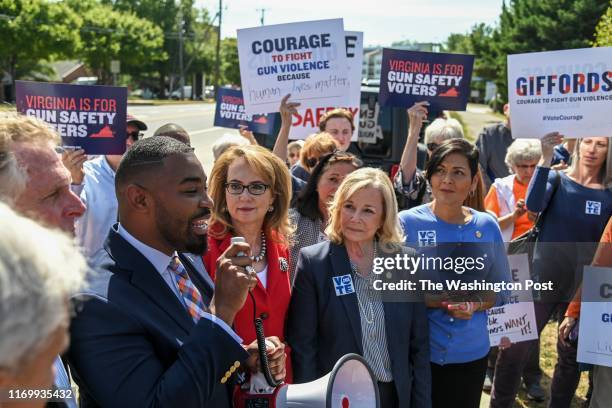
top-left (197, 0), bottom-right (505, 46)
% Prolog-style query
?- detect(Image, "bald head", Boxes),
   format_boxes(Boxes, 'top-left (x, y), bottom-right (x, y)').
top-left (153, 123), bottom-right (191, 146)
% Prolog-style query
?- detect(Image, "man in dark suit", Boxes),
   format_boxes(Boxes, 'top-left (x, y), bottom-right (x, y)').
top-left (67, 136), bottom-right (286, 407)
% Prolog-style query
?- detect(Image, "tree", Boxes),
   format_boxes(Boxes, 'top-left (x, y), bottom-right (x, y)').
top-left (220, 38), bottom-right (240, 86)
top-left (593, 4), bottom-right (612, 46)
top-left (66, 0), bottom-right (165, 86)
top-left (493, 0), bottom-right (609, 102)
top-left (0, 0), bottom-right (81, 100)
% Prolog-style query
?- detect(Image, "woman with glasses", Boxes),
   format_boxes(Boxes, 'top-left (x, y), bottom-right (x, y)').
top-left (203, 144), bottom-right (294, 381)
top-left (288, 151), bottom-right (363, 285)
top-left (394, 102), bottom-right (465, 210)
top-left (287, 140), bottom-right (303, 167)
top-left (484, 139), bottom-right (541, 241)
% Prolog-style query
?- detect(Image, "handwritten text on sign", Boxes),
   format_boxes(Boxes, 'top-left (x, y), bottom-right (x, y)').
top-left (213, 87), bottom-right (276, 134)
top-left (289, 31), bottom-right (363, 140)
top-left (487, 254), bottom-right (538, 346)
top-left (237, 18), bottom-right (350, 115)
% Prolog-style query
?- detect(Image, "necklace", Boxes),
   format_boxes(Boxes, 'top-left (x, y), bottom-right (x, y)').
top-left (250, 231), bottom-right (267, 263)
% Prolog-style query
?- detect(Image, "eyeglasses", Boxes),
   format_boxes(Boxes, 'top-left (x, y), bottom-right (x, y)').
top-left (515, 164), bottom-right (537, 169)
top-left (288, 152), bottom-right (298, 158)
top-left (225, 182), bottom-right (269, 195)
top-left (305, 157), bottom-right (319, 168)
top-left (427, 143), bottom-right (440, 152)
top-left (127, 131), bottom-right (143, 140)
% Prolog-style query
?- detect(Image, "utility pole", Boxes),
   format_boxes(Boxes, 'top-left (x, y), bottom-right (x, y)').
top-left (256, 8), bottom-right (267, 26)
top-left (214, 0), bottom-right (222, 98)
top-left (178, 8), bottom-right (185, 100)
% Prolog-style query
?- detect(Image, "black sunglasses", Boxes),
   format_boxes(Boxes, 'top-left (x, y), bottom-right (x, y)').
top-left (427, 142), bottom-right (440, 152)
top-left (128, 130), bottom-right (143, 140)
top-left (225, 182), bottom-right (269, 196)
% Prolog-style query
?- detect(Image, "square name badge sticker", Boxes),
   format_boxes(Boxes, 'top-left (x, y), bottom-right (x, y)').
top-left (585, 200), bottom-right (601, 215)
top-left (417, 230), bottom-right (437, 247)
top-left (333, 274), bottom-right (355, 296)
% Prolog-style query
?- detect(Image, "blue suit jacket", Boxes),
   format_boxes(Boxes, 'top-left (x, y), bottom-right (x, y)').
top-left (67, 226), bottom-right (248, 408)
top-left (287, 241), bottom-right (431, 408)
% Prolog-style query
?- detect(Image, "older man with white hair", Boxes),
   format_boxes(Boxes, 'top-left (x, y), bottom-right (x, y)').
top-left (0, 115), bottom-right (86, 233)
top-left (0, 115), bottom-right (87, 408)
top-left (0, 202), bottom-right (86, 408)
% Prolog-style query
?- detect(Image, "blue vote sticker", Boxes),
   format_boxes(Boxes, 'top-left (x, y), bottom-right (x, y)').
top-left (333, 274), bottom-right (355, 296)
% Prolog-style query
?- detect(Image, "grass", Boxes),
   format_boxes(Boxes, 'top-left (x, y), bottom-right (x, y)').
top-left (0, 103), bottom-right (15, 112)
top-left (448, 110), bottom-right (473, 141)
top-left (481, 322), bottom-right (589, 407)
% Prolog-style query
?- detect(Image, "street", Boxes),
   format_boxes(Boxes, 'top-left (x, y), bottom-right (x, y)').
top-left (129, 102), bottom-right (236, 175)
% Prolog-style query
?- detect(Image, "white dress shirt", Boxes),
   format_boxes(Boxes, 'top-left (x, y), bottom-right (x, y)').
top-left (73, 156), bottom-right (117, 258)
top-left (117, 223), bottom-right (242, 343)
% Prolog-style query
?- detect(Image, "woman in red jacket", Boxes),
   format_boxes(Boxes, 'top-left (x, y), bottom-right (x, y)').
top-left (203, 144), bottom-right (294, 382)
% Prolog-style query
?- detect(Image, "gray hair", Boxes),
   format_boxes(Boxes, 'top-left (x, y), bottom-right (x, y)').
top-left (0, 202), bottom-right (86, 371)
top-left (424, 118), bottom-right (464, 145)
top-left (505, 139), bottom-right (542, 168)
top-left (212, 133), bottom-right (250, 161)
top-left (0, 150), bottom-right (25, 204)
top-left (0, 115), bottom-right (61, 204)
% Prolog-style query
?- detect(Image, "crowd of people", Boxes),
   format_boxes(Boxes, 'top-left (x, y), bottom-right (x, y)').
top-left (0, 92), bottom-right (610, 408)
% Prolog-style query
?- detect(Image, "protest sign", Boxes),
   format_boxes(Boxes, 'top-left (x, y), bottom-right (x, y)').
top-left (214, 87), bottom-right (276, 134)
top-left (15, 81), bottom-right (127, 155)
top-left (507, 47), bottom-right (612, 139)
top-left (487, 254), bottom-right (538, 346)
top-left (379, 49), bottom-right (474, 111)
top-left (237, 18), bottom-right (350, 115)
top-left (577, 266), bottom-right (612, 368)
top-left (289, 31), bottom-right (363, 140)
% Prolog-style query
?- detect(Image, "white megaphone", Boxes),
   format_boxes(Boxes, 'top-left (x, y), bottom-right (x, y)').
top-left (234, 353), bottom-right (380, 407)
top-left (277, 353), bottom-right (380, 407)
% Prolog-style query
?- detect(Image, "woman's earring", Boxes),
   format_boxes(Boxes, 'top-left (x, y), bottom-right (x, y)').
top-left (469, 190), bottom-right (475, 197)
top-left (268, 205), bottom-right (274, 212)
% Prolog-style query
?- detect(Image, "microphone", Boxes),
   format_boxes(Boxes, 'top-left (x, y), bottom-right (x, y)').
top-left (231, 236), bottom-right (280, 388)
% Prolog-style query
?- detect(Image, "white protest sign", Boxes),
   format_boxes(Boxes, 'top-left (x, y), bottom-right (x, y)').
top-left (487, 254), bottom-right (538, 346)
top-left (507, 47), bottom-right (612, 139)
top-left (290, 31), bottom-right (364, 140)
top-left (577, 266), bottom-right (612, 368)
top-left (237, 19), bottom-right (350, 115)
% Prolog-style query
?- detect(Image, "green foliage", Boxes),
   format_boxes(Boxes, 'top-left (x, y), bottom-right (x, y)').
top-left (493, 0), bottom-right (608, 102)
top-left (220, 38), bottom-right (240, 86)
top-left (0, 0), bottom-right (81, 80)
top-left (67, 0), bottom-right (165, 85)
top-left (593, 3), bottom-right (612, 46)
top-left (444, 0), bottom-right (609, 108)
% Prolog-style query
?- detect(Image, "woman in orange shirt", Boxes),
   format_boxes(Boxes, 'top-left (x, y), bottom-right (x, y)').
top-left (484, 139), bottom-right (541, 241)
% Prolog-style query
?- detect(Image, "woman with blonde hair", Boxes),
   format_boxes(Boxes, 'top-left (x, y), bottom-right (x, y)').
top-left (203, 144), bottom-right (294, 381)
top-left (288, 167), bottom-right (431, 408)
top-left (491, 135), bottom-right (612, 407)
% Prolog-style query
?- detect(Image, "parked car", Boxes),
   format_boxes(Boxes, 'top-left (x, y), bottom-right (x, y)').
top-left (170, 85), bottom-right (192, 100)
